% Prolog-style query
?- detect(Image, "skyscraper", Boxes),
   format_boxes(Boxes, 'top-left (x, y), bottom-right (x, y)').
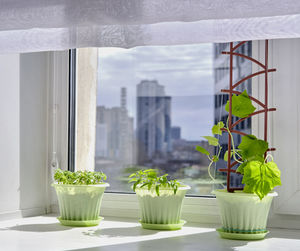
top-left (95, 87), bottom-right (134, 165)
top-left (171, 126), bottom-right (181, 141)
top-left (137, 80), bottom-right (172, 164)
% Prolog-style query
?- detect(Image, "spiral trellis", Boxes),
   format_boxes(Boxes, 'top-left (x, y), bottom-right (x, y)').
top-left (218, 40), bottom-right (276, 192)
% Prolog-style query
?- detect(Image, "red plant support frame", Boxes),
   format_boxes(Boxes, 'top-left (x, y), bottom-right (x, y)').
top-left (218, 40), bottom-right (276, 193)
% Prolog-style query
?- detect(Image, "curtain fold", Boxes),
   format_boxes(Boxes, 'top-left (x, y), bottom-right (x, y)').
top-left (1, 0), bottom-right (300, 53)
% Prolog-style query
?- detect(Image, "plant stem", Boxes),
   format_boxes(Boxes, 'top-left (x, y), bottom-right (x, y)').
top-left (224, 117), bottom-right (243, 164)
top-left (207, 159), bottom-right (226, 189)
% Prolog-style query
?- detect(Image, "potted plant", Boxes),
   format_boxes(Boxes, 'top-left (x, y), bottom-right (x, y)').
top-left (52, 169), bottom-right (109, 227)
top-left (196, 89), bottom-right (281, 240)
top-left (129, 169), bottom-right (190, 230)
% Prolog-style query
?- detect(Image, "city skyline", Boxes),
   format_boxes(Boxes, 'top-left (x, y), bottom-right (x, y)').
top-left (97, 44), bottom-right (214, 141)
top-left (95, 43), bottom-right (227, 194)
top-left (95, 81), bottom-right (210, 143)
top-left (95, 82), bottom-right (214, 194)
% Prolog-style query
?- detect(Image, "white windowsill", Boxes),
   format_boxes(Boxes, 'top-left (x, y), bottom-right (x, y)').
top-left (50, 193), bottom-right (221, 225)
top-left (100, 193), bottom-right (221, 224)
top-left (0, 214), bottom-right (300, 251)
top-left (50, 192), bottom-right (300, 230)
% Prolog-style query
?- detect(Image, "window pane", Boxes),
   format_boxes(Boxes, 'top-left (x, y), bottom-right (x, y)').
top-left (95, 42), bottom-right (252, 195)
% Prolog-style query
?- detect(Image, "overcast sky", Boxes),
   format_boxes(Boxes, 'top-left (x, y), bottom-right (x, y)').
top-left (97, 44), bottom-right (215, 141)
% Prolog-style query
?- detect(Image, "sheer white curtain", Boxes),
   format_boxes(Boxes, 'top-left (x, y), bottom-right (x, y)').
top-left (1, 0), bottom-right (300, 53)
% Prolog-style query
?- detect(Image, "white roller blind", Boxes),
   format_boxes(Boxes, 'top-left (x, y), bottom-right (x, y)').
top-left (1, 0), bottom-right (300, 53)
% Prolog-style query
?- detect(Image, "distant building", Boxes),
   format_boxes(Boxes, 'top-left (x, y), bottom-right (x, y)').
top-left (171, 126), bottom-right (181, 140)
top-left (95, 87), bottom-right (135, 165)
top-left (171, 139), bottom-right (212, 164)
top-left (95, 123), bottom-right (107, 157)
top-left (162, 139), bottom-right (214, 176)
top-left (136, 80), bottom-right (172, 163)
top-left (213, 42), bottom-right (252, 187)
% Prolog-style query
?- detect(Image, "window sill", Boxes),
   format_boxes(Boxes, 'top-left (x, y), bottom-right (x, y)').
top-left (0, 214), bottom-right (300, 251)
top-left (100, 192), bottom-right (221, 224)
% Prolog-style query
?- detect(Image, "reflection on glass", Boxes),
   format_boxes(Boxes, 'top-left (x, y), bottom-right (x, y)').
top-left (95, 42), bottom-right (251, 196)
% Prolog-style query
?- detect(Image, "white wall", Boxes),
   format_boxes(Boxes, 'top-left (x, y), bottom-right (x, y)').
top-left (19, 53), bottom-right (49, 213)
top-left (0, 54), bottom-right (21, 215)
top-left (0, 52), bottom-right (50, 219)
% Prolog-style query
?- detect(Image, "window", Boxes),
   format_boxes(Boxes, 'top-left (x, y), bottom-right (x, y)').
top-left (70, 39), bottom-right (300, 224)
top-left (94, 42), bottom-right (252, 196)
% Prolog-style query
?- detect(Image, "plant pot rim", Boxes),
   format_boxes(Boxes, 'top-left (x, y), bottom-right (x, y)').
top-left (212, 189), bottom-right (278, 197)
top-left (135, 184), bottom-right (191, 191)
top-left (52, 183), bottom-right (110, 188)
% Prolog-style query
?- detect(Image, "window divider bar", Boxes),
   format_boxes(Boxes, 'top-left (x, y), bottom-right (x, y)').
top-left (68, 49), bottom-right (76, 172)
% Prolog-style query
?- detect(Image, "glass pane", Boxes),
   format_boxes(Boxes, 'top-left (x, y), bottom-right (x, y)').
top-left (95, 42), bottom-right (252, 195)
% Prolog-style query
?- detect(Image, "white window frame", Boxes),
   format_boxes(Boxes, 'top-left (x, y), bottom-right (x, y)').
top-left (0, 50), bottom-right (69, 221)
top-left (50, 48), bottom-right (221, 224)
top-left (252, 39), bottom-right (300, 229)
top-left (50, 42), bottom-right (300, 228)
top-left (48, 51), bottom-right (70, 213)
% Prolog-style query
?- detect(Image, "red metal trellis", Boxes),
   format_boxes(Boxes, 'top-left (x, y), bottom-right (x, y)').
top-left (219, 40), bottom-right (276, 192)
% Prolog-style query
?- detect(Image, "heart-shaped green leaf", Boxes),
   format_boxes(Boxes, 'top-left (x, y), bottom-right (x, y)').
top-left (195, 145), bottom-right (210, 156)
top-left (223, 150), bottom-right (235, 162)
top-left (236, 162), bottom-right (247, 174)
top-left (203, 136), bottom-right (219, 146)
top-left (212, 121), bottom-right (225, 135)
top-left (238, 135), bottom-right (268, 162)
top-left (225, 90), bottom-right (256, 118)
top-left (242, 160), bottom-right (281, 199)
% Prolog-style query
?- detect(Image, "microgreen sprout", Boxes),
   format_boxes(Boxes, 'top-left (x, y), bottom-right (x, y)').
top-left (128, 169), bottom-right (181, 196)
top-left (54, 169), bottom-right (107, 185)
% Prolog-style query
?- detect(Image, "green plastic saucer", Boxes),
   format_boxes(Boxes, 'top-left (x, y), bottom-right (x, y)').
top-left (58, 216), bottom-right (103, 227)
top-left (139, 220), bottom-right (186, 230)
top-left (217, 228), bottom-right (269, 240)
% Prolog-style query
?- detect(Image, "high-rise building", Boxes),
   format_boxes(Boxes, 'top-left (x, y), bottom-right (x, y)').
top-left (213, 42), bottom-right (252, 187)
top-left (121, 87), bottom-right (127, 108)
top-left (171, 126), bottom-right (181, 141)
top-left (95, 88), bottom-right (135, 165)
top-left (95, 123), bottom-right (107, 157)
top-left (137, 80), bottom-right (172, 163)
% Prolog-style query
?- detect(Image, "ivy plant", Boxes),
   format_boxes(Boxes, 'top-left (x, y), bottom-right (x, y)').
top-left (196, 90), bottom-right (281, 200)
top-left (54, 169), bottom-right (107, 185)
top-left (128, 169), bottom-right (181, 196)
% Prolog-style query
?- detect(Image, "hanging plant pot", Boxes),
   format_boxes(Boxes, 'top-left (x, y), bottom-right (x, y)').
top-left (53, 183), bottom-right (109, 227)
top-left (213, 189), bottom-right (277, 240)
top-left (135, 185), bottom-right (190, 230)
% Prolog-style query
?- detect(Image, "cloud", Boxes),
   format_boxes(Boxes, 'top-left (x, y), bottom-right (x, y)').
top-left (171, 95), bottom-right (214, 139)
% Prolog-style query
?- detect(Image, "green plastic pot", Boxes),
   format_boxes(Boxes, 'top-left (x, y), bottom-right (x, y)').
top-left (213, 189), bottom-right (277, 238)
top-left (53, 183), bottom-right (109, 227)
top-left (135, 185), bottom-right (190, 230)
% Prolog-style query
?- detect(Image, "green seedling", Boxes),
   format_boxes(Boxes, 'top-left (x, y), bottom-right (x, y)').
top-left (54, 169), bottom-right (107, 185)
top-left (128, 169), bottom-right (181, 196)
